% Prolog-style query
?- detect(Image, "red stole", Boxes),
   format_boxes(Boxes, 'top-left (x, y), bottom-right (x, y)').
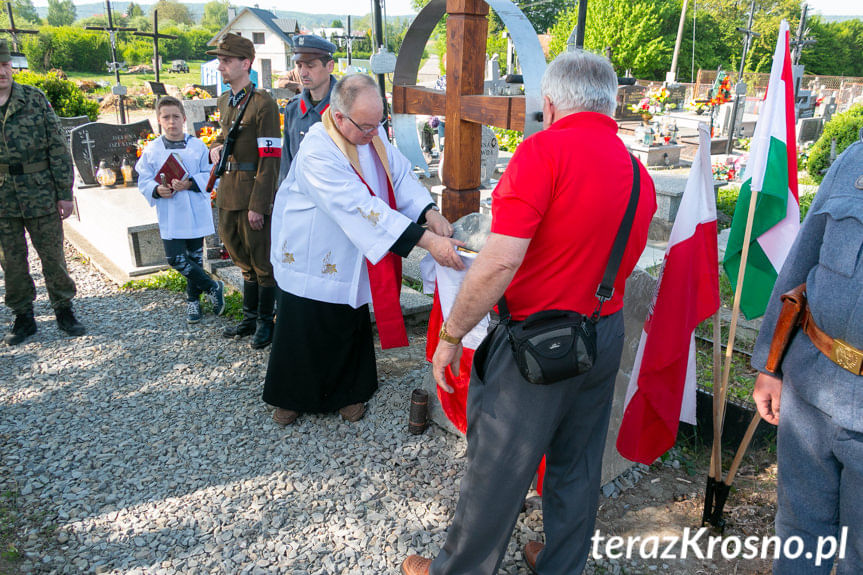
top-left (353, 148), bottom-right (409, 349)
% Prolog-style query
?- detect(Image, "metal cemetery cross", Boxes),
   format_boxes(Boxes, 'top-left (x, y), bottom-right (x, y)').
top-left (0, 1), bottom-right (38, 53)
top-left (134, 10), bottom-right (178, 84)
top-left (86, 0), bottom-right (136, 124)
top-left (391, 0), bottom-right (546, 221)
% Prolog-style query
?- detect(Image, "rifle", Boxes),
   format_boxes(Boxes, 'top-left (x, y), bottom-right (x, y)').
top-left (206, 83), bottom-right (256, 194)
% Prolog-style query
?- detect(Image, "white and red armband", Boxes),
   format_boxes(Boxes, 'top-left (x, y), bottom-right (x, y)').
top-left (257, 137), bottom-right (282, 158)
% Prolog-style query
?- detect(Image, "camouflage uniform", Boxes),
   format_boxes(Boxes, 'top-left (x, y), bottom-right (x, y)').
top-left (0, 81), bottom-right (77, 316)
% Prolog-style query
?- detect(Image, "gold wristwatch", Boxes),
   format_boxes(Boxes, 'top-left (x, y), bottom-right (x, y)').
top-left (439, 322), bottom-right (462, 344)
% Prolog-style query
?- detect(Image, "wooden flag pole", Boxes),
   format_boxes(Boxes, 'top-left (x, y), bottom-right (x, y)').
top-left (710, 310), bottom-right (722, 480)
top-left (725, 412), bottom-right (762, 486)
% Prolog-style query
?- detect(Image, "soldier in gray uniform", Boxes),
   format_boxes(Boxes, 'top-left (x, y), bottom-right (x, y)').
top-left (751, 133), bottom-right (863, 574)
top-left (0, 39), bottom-right (85, 345)
top-left (278, 35), bottom-right (337, 185)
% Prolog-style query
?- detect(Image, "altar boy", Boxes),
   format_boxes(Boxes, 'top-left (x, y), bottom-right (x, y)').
top-left (136, 96), bottom-right (226, 324)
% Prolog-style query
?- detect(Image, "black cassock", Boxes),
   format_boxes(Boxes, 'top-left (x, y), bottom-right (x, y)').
top-left (263, 289), bottom-right (378, 413)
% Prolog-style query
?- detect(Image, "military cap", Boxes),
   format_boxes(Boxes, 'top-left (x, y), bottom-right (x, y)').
top-left (291, 35), bottom-right (337, 62)
top-left (0, 39), bottom-right (10, 63)
top-left (207, 33), bottom-right (255, 61)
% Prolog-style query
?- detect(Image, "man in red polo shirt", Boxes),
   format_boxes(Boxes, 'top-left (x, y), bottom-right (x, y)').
top-left (401, 51), bottom-right (656, 575)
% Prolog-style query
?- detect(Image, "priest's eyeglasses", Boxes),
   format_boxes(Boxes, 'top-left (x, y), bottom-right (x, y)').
top-left (345, 115), bottom-right (380, 135)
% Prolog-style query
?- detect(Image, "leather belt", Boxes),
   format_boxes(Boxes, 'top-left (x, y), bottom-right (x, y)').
top-left (225, 162), bottom-right (256, 172)
top-left (0, 160), bottom-right (49, 175)
top-left (802, 307), bottom-right (863, 375)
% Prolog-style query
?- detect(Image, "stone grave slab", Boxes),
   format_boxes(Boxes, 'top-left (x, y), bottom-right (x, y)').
top-left (628, 142), bottom-right (683, 167)
top-left (147, 81), bottom-right (168, 97)
top-left (70, 120), bottom-right (153, 186)
top-left (797, 117), bottom-right (824, 144)
top-left (63, 185), bottom-right (168, 283)
top-left (666, 84), bottom-right (686, 111)
top-left (615, 85), bottom-right (647, 121)
top-left (58, 116), bottom-right (90, 145)
top-left (182, 98), bottom-right (219, 136)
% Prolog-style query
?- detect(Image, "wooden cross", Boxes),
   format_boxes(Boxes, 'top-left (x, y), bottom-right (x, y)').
top-left (0, 1), bottom-right (38, 54)
top-left (133, 10), bottom-right (177, 83)
top-left (392, 0), bottom-right (545, 222)
top-left (330, 16), bottom-right (366, 66)
top-left (86, 0), bottom-right (136, 124)
top-left (724, 0), bottom-right (760, 154)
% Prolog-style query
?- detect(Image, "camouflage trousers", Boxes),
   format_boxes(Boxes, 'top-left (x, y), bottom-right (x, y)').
top-left (0, 214), bottom-right (77, 315)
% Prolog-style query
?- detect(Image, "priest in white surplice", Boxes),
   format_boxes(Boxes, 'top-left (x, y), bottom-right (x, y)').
top-left (264, 74), bottom-right (464, 426)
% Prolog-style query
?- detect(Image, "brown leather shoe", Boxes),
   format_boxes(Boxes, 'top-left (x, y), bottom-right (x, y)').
top-left (400, 555), bottom-right (431, 575)
top-left (272, 408), bottom-right (299, 426)
top-left (524, 540), bottom-right (544, 574)
top-left (338, 402), bottom-right (366, 422)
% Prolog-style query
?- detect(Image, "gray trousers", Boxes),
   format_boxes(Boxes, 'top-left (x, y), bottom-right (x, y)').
top-left (431, 311), bottom-right (624, 575)
top-left (774, 382), bottom-right (863, 574)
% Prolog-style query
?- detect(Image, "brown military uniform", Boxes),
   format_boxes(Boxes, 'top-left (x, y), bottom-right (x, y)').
top-left (213, 87), bottom-right (281, 286)
top-left (0, 81), bottom-right (77, 314)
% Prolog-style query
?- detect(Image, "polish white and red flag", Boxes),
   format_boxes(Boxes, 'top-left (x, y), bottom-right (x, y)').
top-left (617, 122), bottom-right (720, 465)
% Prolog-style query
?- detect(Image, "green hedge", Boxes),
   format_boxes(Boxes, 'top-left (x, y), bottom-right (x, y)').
top-left (22, 27), bottom-right (112, 73)
top-left (717, 184), bottom-right (817, 227)
top-left (806, 104), bottom-right (863, 183)
top-left (13, 70), bottom-right (99, 120)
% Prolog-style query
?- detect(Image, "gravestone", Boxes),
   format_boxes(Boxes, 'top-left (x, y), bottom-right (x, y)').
top-left (666, 84), bottom-right (686, 111)
top-left (193, 120), bottom-right (220, 137)
top-left (797, 116), bottom-right (823, 144)
top-left (147, 81), bottom-right (168, 97)
top-left (58, 116), bottom-right (90, 145)
top-left (70, 120), bottom-right (153, 186)
top-left (615, 85), bottom-right (647, 121)
top-left (815, 95), bottom-right (837, 123)
top-left (193, 84), bottom-right (218, 98)
top-left (182, 98), bottom-right (219, 136)
top-left (480, 126), bottom-right (499, 187)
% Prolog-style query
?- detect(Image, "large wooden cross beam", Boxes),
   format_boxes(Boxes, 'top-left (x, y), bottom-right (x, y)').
top-left (133, 10), bottom-right (178, 83)
top-left (392, 0), bottom-right (546, 221)
top-left (0, 1), bottom-right (38, 53)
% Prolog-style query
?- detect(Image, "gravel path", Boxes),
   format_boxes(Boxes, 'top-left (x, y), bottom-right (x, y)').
top-left (0, 243), bottom-right (559, 575)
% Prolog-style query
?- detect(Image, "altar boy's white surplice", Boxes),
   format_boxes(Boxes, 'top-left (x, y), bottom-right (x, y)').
top-left (271, 122), bottom-right (432, 308)
top-left (135, 135), bottom-right (214, 240)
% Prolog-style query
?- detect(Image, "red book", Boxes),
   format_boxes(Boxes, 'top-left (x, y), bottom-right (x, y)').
top-left (156, 153), bottom-right (189, 185)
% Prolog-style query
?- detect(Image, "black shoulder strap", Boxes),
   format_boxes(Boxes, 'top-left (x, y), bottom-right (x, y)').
top-left (498, 153), bottom-right (641, 324)
top-left (591, 153), bottom-right (641, 320)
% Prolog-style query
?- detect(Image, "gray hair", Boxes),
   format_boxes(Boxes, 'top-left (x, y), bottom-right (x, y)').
top-left (330, 74), bottom-right (380, 115)
top-left (540, 50), bottom-right (618, 116)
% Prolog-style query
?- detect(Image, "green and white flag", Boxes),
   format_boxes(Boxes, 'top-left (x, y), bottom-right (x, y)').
top-left (723, 20), bottom-right (800, 319)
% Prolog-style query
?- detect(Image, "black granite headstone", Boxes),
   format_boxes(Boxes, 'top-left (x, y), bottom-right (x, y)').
top-left (615, 85), bottom-right (648, 121)
top-left (148, 81), bottom-right (168, 97)
top-left (58, 116), bottom-right (91, 145)
top-left (666, 84), bottom-right (686, 111)
top-left (70, 120), bottom-right (154, 186)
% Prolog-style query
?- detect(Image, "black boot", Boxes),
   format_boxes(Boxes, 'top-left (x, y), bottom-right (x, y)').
top-left (4, 311), bottom-right (37, 346)
top-left (222, 280), bottom-right (258, 338)
top-left (56, 307), bottom-right (86, 336)
top-left (251, 286), bottom-right (276, 349)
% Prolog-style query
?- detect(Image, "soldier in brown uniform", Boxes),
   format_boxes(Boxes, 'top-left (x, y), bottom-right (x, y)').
top-left (207, 34), bottom-right (281, 349)
top-left (0, 39), bottom-right (85, 345)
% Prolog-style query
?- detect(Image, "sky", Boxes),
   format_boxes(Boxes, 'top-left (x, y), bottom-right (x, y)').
top-left (31, 0), bottom-right (862, 18)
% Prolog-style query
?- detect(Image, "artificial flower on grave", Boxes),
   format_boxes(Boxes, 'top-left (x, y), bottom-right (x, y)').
top-left (629, 86), bottom-right (671, 120)
top-left (198, 125), bottom-right (218, 147)
top-left (210, 187), bottom-right (218, 208)
top-left (182, 85), bottom-right (213, 100)
top-left (712, 163), bottom-right (730, 181)
top-left (135, 132), bottom-right (158, 158)
top-left (207, 109), bottom-right (221, 123)
top-left (708, 73), bottom-right (732, 107)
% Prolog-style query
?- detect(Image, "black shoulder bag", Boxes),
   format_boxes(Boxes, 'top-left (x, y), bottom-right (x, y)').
top-left (499, 154), bottom-right (641, 385)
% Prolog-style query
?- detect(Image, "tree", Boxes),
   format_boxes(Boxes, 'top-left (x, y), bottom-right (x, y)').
top-left (46, 0), bottom-right (76, 27)
top-left (802, 16), bottom-right (863, 77)
top-left (127, 2), bottom-right (144, 19)
top-left (150, 0), bottom-right (193, 27)
top-left (331, 19), bottom-right (343, 28)
top-left (548, 0), bottom-right (677, 79)
top-left (11, 0), bottom-right (41, 24)
top-left (201, 0), bottom-right (229, 30)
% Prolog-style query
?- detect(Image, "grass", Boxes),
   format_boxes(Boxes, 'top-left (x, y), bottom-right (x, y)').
top-left (123, 269), bottom-right (243, 321)
top-left (0, 490), bottom-right (21, 566)
top-left (66, 60), bottom-right (208, 94)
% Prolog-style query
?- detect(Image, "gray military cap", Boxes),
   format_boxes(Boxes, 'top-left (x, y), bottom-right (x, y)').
top-left (291, 35), bottom-right (337, 62)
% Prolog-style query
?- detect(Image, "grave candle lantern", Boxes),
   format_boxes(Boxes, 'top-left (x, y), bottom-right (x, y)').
top-left (96, 160), bottom-right (117, 188)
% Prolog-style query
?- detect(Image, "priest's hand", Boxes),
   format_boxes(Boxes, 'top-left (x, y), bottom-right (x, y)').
top-left (156, 184), bottom-right (174, 198)
top-left (433, 339), bottom-right (463, 393)
top-left (753, 372), bottom-right (782, 425)
top-left (425, 209), bottom-right (454, 237)
top-left (248, 209), bottom-right (265, 231)
top-left (419, 231), bottom-right (465, 271)
top-left (171, 178), bottom-right (192, 191)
